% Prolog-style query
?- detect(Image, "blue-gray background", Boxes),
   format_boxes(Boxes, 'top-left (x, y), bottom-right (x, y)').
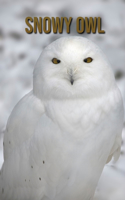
top-left (0, 0), bottom-right (125, 199)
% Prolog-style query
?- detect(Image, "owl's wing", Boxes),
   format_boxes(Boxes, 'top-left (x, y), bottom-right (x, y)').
top-left (0, 91), bottom-right (54, 200)
top-left (3, 90), bottom-right (44, 160)
top-left (106, 134), bottom-right (122, 163)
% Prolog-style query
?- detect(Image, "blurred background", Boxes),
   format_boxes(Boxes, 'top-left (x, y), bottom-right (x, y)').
top-left (0, 0), bottom-right (125, 199)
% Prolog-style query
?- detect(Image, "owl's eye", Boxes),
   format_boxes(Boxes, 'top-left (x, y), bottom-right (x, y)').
top-left (52, 58), bottom-right (61, 64)
top-left (84, 57), bottom-right (93, 63)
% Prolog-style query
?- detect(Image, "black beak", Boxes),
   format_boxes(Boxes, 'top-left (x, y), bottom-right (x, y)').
top-left (70, 76), bottom-right (74, 85)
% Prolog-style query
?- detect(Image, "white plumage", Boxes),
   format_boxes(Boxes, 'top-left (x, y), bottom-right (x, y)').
top-left (0, 36), bottom-right (124, 200)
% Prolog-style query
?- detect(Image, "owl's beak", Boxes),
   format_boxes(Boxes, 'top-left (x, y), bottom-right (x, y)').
top-left (67, 69), bottom-right (75, 85)
top-left (70, 76), bottom-right (74, 85)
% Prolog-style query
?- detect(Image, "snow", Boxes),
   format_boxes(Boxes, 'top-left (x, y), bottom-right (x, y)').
top-left (0, 0), bottom-right (125, 199)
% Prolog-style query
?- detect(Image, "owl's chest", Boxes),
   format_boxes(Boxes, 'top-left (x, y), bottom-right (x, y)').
top-left (44, 98), bottom-right (110, 136)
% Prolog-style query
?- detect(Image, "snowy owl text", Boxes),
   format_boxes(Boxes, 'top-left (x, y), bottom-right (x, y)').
top-left (25, 17), bottom-right (105, 34)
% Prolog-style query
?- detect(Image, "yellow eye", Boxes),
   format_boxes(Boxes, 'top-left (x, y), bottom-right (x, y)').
top-left (84, 57), bottom-right (93, 63)
top-left (52, 58), bottom-right (61, 64)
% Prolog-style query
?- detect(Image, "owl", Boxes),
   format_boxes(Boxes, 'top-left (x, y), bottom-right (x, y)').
top-left (0, 37), bottom-right (124, 200)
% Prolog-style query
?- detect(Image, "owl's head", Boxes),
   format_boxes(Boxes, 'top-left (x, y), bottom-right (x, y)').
top-left (33, 37), bottom-right (115, 100)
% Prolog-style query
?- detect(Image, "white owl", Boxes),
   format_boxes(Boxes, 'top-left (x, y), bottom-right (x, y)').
top-left (0, 37), bottom-right (124, 200)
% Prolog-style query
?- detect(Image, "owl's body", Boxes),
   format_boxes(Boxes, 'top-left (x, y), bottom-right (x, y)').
top-left (0, 37), bottom-right (124, 200)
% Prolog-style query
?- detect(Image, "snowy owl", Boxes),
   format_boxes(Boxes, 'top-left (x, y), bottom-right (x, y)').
top-left (0, 36), bottom-right (124, 200)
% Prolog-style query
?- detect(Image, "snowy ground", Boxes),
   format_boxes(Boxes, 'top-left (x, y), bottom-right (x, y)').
top-left (0, 0), bottom-right (125, 199)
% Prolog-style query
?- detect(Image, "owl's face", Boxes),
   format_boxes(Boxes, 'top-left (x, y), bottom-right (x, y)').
top-left (33, 37), bottom-right (115, 100)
